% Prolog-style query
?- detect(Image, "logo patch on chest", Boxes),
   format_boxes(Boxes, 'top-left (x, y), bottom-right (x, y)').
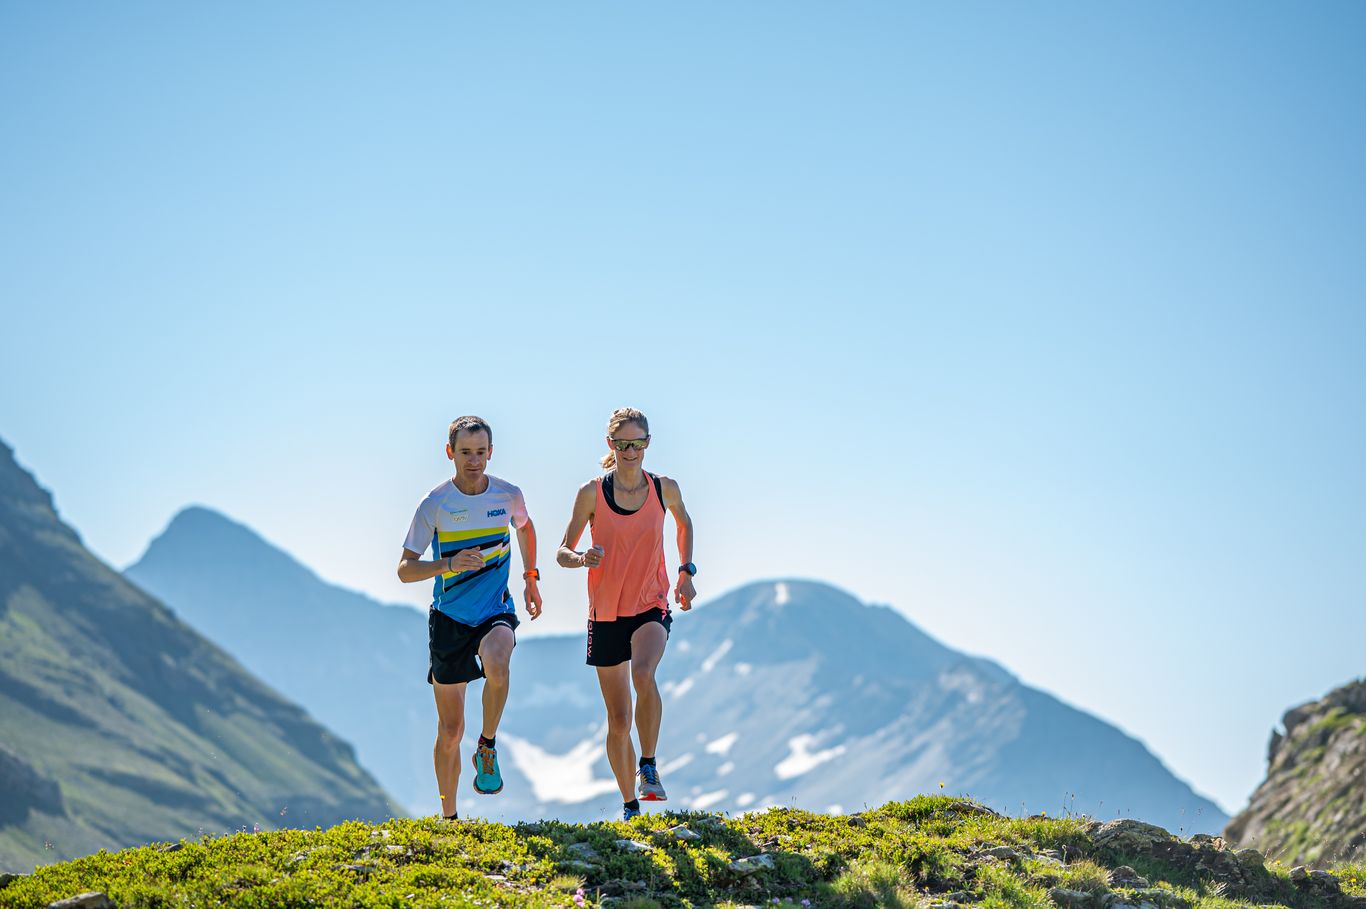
top-left (447, 509), bottom-right (469, 524)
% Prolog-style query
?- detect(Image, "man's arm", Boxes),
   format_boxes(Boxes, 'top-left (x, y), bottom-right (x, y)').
top-left (397, 548), bottom-right (483, 583)
top-left (660, 477), bottom-right (695, 610)
top-left (557, 482), bottom-right (603, 568)
top-left (516, 518), bottom-right (542, 619)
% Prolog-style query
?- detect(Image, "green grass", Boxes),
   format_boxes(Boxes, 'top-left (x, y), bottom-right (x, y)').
top-left (2, 798), bottom-right (1363, 909)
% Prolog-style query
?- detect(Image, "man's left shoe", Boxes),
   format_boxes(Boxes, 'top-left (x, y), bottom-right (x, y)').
top-left (637, 762), bottom-right (667, 802)
top-left (472, 743), bottom-right (503, 795)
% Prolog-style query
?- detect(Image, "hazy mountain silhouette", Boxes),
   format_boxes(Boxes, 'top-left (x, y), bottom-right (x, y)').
top-left (0, 442), bottom-right (399, 871)
top-left (127, 507), bottom-right (1226, 833)
top-left (127, 506), bottom-right (434, 813)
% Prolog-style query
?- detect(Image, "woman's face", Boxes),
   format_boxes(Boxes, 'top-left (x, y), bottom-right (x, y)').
top-left (607, 421), bottom-right (649, 468)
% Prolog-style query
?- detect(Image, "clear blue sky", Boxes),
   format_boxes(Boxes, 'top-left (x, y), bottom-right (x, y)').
top-left (3, 2), bottom-right (1364, 815)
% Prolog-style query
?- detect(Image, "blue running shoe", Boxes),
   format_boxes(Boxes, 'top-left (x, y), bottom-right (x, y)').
top-left (471, 742), bottom-right (503, 795)
top-left (637, 763), bottom-right (667, 802)
top-left (623, 803), bottom-right (641, 821)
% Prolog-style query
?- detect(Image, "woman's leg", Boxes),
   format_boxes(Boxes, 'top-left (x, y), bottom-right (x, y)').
top-left (629, 621), bottom-right (669, 759)
top-left (596, 663), bottom-right (637, 803)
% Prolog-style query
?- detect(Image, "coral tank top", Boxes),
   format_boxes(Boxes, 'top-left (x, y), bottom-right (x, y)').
top-left (587, 471), bottom-right (669, 621)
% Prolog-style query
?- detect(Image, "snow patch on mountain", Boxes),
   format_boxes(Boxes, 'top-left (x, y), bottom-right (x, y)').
top-left (700, 639), bottom-right (733, 673)
top-left (501, 732), bottom-right (619, 803)
top-left (691, 789), bottom-right (729, 809)
top-left (775, 733), bottom-right (847, 780)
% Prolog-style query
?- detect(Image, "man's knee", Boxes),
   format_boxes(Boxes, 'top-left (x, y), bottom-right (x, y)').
top-left (437, 717), bottom-right (464, 745)
top-left (483, 657), bottom-right (511, 686)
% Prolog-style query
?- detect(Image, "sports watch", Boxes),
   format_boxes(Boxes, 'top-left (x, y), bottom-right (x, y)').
top-left (677, 562), bottom-right (697, 576)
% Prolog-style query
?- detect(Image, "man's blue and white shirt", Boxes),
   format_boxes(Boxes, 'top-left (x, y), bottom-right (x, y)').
top-left (403, 475), bottom-right (528, 626)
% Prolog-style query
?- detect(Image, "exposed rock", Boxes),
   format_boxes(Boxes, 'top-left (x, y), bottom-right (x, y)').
top-left (561, 860), bottom-right (595, 873)
top-left (1092, 820), bottom-right (1176, 852)
top-left (984, 846), bottom-right (1020, 860)
top-left (1048, 887), bottom-right (1093, 907)
top-left (614, 839), bottom-right (653, 853)
top-left (728, 854), bottom-right (776, 875)
top-left (47, 894), bottom-right (115, 909)
top-left (1090, 818), bottom-right (1276, 902)
top-left (669, 825), bottom-right (701, 841)
top-left (1108, 865), bottom-right (1149, 888)
top-left (598, 879), bottom-right (647, 896)
top-left (566, 842), bottom-right (601, 862)
top-left (0, 872), bottom-right (25, 889)
top-left (1233, 848), bottom-right (1264, 868)
top-left (1225, 678), bottom-right (1366, 868)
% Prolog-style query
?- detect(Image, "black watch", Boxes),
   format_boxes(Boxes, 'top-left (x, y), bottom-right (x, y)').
top-left (677, 562), bottom-right (697, 576)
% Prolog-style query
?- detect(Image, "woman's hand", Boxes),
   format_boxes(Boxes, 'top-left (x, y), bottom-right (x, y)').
top-left (675, 573), bottom-right (696, 610)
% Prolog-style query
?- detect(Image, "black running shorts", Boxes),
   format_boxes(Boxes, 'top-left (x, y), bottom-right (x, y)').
top-left (428, 609), bottom-right (519, 685)
top-left (586, 607), bottom-right (672, 668)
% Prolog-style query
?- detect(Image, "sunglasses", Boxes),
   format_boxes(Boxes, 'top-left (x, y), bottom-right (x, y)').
top-left (610, 437), bottom-right (650, 452)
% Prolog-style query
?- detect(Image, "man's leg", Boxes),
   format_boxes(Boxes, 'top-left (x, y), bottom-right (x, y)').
top-left (477, 624), bottom-right (516, 738)
top-left (629, 621), bottom-right (668, 759)
top-left (596, 663), bottom-right (636, 803)
top-left (432, 680), bottom-right (468, 817)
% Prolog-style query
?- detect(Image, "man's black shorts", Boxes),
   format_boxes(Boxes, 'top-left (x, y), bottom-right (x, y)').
top-left (428, 609), bottom-right (519, 685)
top-left (586, 607), bottom-right (672, 668)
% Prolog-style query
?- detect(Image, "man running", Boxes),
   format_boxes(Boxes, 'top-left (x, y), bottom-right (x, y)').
top-left (398, 415), bottom-right (542, 821)
top-left (557, 407), bottom-right (696, 821)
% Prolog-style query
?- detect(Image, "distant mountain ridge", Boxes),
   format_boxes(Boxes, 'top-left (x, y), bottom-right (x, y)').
top-left (0, 442), bottom-right (399, 872)
top-left (1225, 678), bottom-right (1366, 867)
top-left (128, 506), bottom-right (1227, 833)
top-left (127, 506), bottom-right (435, 813)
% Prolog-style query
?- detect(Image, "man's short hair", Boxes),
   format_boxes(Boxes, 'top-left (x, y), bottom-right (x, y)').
top-left (448, 415), bottom-right (492, 447)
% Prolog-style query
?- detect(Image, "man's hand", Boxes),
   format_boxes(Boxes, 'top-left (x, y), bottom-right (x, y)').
top-left (449, 548), bottom-right (485, 573)
top-left (583, 545), bottom-right (605, 568)
top-left (674, 574), bottom-right (696, 611)
top-left (524, 579), bottom-right (543, 619)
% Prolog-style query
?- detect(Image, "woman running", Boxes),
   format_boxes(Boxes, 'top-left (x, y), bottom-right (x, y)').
top-left (557, 407), bottom-right (696, 821)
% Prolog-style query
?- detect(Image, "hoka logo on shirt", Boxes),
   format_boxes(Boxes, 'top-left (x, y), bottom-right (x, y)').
top-left (487, 508), bottom-right (507, 517)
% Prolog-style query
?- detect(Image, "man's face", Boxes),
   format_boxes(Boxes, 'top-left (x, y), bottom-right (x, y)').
top-left (447, 429), bottom-right (492, 477)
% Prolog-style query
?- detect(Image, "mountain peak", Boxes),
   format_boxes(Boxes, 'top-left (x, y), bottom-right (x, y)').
top-left (0, 436), bottom-right (81, 548)
top-left (130, 505), bottom-right (316, 584)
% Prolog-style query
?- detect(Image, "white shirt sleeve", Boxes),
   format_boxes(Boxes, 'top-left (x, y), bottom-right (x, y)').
top-left (402, 499), bottom-right (436, 556)
top-left (510, 486), bottom-right (530, 529)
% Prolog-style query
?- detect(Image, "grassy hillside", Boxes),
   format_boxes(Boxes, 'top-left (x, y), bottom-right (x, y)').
top-left (0, 440), bottom-right (400, 871)
top-left (3, 797), bottom-right (1364, 909)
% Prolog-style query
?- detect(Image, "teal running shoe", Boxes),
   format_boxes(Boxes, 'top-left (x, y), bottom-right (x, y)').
top-left (623, 803), bottom-right (641, 821)
top-left (471, 742), bottom-right (503, 795)
top-left (637, 763), bottom-right (667, 802)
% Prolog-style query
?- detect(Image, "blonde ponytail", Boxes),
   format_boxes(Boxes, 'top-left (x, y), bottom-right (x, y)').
top-left (601, 407), bottom-right (649, 470)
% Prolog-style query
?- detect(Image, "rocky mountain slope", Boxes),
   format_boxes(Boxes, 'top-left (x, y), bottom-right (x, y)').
top-left (1225, 678), bottom-right (1366, 868)
top-left (127, 507), bottom-right (1226, 833)
top-left (3, 798), bottom-right (1364, 909)
top-left (0, 441), bottom-right (399, 871)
